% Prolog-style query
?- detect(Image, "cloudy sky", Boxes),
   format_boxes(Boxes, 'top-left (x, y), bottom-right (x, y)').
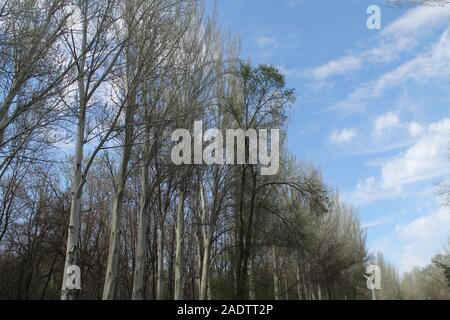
top-left (212, 0), bottom-right (450, 273)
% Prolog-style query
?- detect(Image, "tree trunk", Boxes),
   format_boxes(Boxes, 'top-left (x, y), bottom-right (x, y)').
top-left (156, 221), bottom-right (165, 300)
top-left (132, 102), bottom-right (151, 299)
top-left (199, 239), bottom-right (210, 300)
top-left (174, 191), bottom-right (185, 300)
top-left (284, 275), bottom-right (289, 300)
top-left (61, 1), bottom-right (88, 299)
top-left (61, 187), bottom-right (82, 300)
top-left (234, 165), bottom-right (246, 299)
top-left (310, 278), bottom-right (316, 300)
top-left (272, 246), bottom-right (281, 300)
top-left (296, 264), bottom-right (302, 300)
top-left (132, 163), bottom-right (150, 299)
top-left (102, 188), bottom-right (124, 299)
top-left (198, 182), bottom-right (211, 301)
top-left (102, 91), bottom-right (135, 299)
top-left (207, 278), bottom-right (212, 300)
top-left (248, 257), bottom-right (256, 300)
top-left (168, 224), bottom-right (175, 300)
top-left (196, 240), bottom-right (203, 298)
top-left (240, 170), bottom-right (257, 297)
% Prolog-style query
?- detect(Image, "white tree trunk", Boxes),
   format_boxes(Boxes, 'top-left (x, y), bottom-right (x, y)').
top-left (102, 187), bottom-right (125, 299)
top-left (131, 170), bottom-right (149, 300)
top-left (296, 264), bottom-right (302, 300)
top-left (132, 99), bottom-right (151, 300)
top-left (272, 246), bottom-right (281, 300)
top-left (103, 91), bottom-right (135, 299)
top-left (174, 191), bottom-right (185, 300)
top-left (156, 222), bottom-right (165, 300)
top-left (310, 280), bottom-right (316, 300)
top-left (61, 183), bottom-right (82, 300)
top-left (61, 1), bottom-right (87, 299)
top-left (198, 182), bottom-right (211, 301)
top-left (284, 275), bottom-right (289, 300)
top-left (199, 239), bottom-right (210, 300)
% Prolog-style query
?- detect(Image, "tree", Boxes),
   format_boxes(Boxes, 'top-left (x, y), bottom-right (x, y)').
top-left (61, 0), bottom-right (130, 300)
top-left (229, 63), bottom-right (295, 299)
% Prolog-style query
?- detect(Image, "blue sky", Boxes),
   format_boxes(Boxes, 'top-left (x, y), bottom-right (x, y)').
top-left (211, 0), bottom-right (450, 273)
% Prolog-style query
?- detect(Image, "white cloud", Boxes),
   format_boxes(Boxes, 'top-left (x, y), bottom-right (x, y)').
top-left (307, 56), bottom-right (362, 80)
top-left (396, 207), bottom-right (450, 271)
top-left (376, 5), bottom-right (450, 63)
top-left (363, 215), bottom-right (393, 229)
top-left (329, 128), bottom-right (358, 144)
top-left (350, 176), bottom-right (399, 206)
top-left (408, 122), bottom-right (425, 137)
top-left (349, 117), bottom-right (450, 205)
top-left (367, 36), bottom-right (419, 63)
top-left (382, 5), bottom-right (450, 38)
top-left (329, 108), bottom-right (419, 156)
top-left (306, 6), bottom-right (450, 83)
top-left (375, 28), bottom-right (450, 90)
top-left (370, 205), bottom-right (450, 273)
top-left (373, 112), bottom-right (401, 136)
top-left (396, 207), bottom-right (450, 242)
top-left (382, 118), bottom-right (450, 190)
top-left (360, 176), bottom-right (375, 191)
top-left (333, 27), bottom-right (450, 113)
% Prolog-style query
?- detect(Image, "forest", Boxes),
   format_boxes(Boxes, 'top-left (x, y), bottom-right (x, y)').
top-left (0, 0), bottom-right (449, 300)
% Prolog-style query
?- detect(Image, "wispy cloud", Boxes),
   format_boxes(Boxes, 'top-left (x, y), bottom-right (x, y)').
top-left (350, 176), bottom-right (400, 206)
top-left (349, 117), bottom-right (450, 205)
top-left (306, 56), bottom-right (362, 80)
top-left (305, 5), bottom-right (450, 87)
top-left (332, 27), bottom-right (450, 114)
top-left (363, 215), bottom-right (394, 229)
top-left (328, 108), bottom-right (419, 156)
top-left (329, 128), bottom-right (358, 144)
top-left (382, 5), bottom-right (450, 37)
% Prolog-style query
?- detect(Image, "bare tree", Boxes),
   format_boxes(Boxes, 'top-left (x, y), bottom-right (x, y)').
top-left (61, 0), bottom-right (130, 300)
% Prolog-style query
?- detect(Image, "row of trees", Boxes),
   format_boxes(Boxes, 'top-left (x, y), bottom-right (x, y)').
top-left (0, 0), bottom-right (371, 300)
top-left (1, 0), bottom-right (447, 301)
top-left (0, 155), bottom-right (370, 300)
